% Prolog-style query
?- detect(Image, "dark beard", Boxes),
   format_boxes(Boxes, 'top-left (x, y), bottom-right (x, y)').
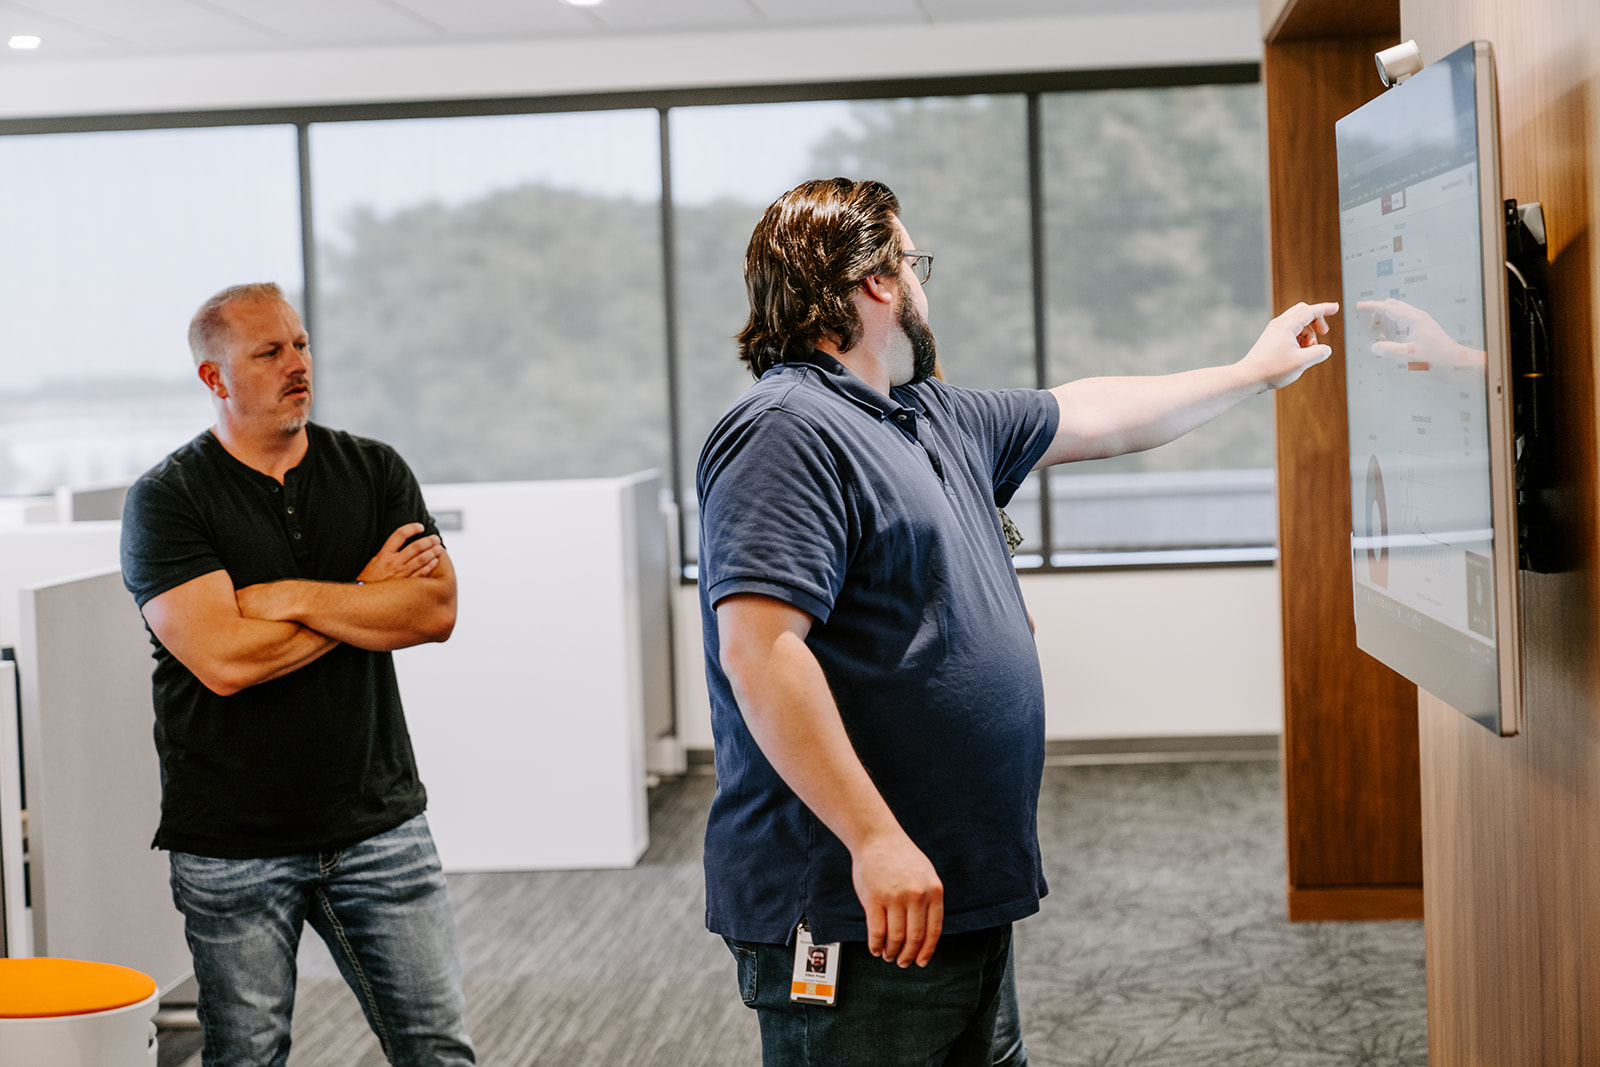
top-left (898, 284), bottom-right (940, 385)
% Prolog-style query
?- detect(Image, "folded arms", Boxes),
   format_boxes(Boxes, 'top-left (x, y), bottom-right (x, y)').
top-left (141, 522), bottom-right (456, 697)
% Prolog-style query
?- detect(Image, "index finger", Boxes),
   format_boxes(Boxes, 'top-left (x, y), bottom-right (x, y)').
top-left (865, 902), bottom-right (887, 958)
top-left (383, 522), bottom-right (427, 551)
top-left (389, 521), bottom-right (426, 539)
top-left (1286, 301), bottom-right (1340, 329)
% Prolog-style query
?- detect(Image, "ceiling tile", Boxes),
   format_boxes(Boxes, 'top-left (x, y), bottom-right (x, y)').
top-left (920, 0), bottom-right (1252, 17)
top-left (0, 0), bottom-right (258, 56)
top-left (386, 0), bottom-right (596, 39)
top-left (583, 0), bottom-right (760, 33)
top-left (748, 0), bottom-right (926, 24)
top-left (199, 0), bottom-right (442, 47)
top-left (0, 23), bottom-right (119, 61)
top-left (0, 0), bottom-right (1258, 65)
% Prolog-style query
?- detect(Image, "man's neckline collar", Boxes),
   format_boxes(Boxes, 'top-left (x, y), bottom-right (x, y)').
top-left (205, 423), bottom-right (316, 484)
top-left (785, 349), bottom-right (924, 422)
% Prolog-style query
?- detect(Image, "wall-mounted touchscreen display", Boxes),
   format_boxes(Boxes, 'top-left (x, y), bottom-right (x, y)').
top-left (1336, 40), bottom-right (1521, 735)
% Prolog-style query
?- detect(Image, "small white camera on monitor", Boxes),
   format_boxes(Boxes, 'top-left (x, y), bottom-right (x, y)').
top-left (1375, 40), bottom-right (1424, 87)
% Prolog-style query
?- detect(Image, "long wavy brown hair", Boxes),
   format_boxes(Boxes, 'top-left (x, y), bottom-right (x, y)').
top-left (735, 178), bottom-right (905, 379)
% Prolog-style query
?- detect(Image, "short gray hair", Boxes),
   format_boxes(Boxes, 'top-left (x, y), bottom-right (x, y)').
top-left (188, 282), bottom-right (287, 365)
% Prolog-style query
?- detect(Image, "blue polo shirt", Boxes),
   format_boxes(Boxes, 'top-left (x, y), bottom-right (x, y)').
top-left (697, 350), bottom-right (1059, 945)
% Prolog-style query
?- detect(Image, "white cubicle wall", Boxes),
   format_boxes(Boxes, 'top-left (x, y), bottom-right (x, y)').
top-left (54, 481), bottom-right (131, 522)
top-left (0, 468), bottom-right (673, 974)
top-left (398, 472), bottom-right (669, 871)
top-left (17, 569), bottom-right (190, 992)
top-left (0, 523), bottom-right (126, 960)
top-left (0, 663), bottom-right (24, 958)
top-left (0, 523), bottom-right (122, 648)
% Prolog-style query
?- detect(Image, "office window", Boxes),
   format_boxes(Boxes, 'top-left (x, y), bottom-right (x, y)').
top-left (0, 69), bottom-right (1268, 569)
top-left (309, 110), bottom-right (668, 483)
top-left (0, 125), bottom-right (303, 496)
top-left (670, 95), bottom-right (1036, 559)
top-left (1042, 84), bottom-right (1272, 555)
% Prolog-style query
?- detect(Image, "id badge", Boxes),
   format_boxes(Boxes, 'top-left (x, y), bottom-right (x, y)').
top-left (790, 920), bottom-right (841, 1006)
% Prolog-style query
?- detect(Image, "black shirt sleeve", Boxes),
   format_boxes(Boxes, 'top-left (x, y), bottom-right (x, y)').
top-left (374, 443), bottom-right (440, 550)
top-left (121, 464), bottom-right (226, 609)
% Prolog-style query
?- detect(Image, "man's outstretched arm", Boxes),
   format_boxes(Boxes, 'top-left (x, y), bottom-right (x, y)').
top-left (1035, 301), bottom-right (1338, 467)
top-left (716, 592), bottom-right (945, 968)
top-left (235, 522), bottom-right (457, 652)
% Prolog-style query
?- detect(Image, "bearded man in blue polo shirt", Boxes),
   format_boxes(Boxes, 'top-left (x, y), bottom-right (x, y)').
top-left (696, 177), bottom-right (1337, 1066)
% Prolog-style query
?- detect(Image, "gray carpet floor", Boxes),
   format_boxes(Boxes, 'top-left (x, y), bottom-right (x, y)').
top-left (157, 760), bottom-right (1427, 1066)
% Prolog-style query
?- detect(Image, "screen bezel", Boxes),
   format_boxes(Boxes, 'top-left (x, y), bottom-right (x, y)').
top-left (1338, 39), bottom-right (1523, 736)
top-left (1475, 40), bottom-right (1523, 737)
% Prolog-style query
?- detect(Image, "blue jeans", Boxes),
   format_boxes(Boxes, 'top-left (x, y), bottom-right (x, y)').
top-left (991, 942), bottom-right (1028, 1066)
top-left (726, 924), bottom-right (1027, 1066)
top-left (169, 814), bottom-right (475, 1067)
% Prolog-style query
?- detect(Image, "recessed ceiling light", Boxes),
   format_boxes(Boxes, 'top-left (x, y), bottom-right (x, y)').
top-left (8, 35), bottom-right (42, 50)
top-left (563, 0), bottom-right (603, 7)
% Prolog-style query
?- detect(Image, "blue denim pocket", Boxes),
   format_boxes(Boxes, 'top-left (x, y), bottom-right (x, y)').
top-left (723, 937), bottom-right (760, 1006)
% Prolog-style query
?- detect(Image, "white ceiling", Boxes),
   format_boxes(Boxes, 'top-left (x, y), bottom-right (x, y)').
top-left (0, 0), bottom-right (1251, 62)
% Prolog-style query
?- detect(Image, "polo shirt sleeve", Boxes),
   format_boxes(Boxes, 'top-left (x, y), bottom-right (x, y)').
top-left (698, 408), bottom-right (849, 624)
top-left (120, 473), bottom-right (224, 610)
top-left (936, 384), bottom-right (1060, 506)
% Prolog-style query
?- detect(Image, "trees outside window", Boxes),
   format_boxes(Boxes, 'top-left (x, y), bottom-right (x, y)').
top-left (0, 74), bottom-right (1270, 563)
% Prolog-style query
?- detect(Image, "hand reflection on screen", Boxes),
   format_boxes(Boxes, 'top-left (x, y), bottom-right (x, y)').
top-left (1357, 298), bottom-right (1485, 370)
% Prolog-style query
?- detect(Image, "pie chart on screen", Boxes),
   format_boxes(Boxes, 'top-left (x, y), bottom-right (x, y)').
top-left (1365, 454), bottom-right (1389, 587)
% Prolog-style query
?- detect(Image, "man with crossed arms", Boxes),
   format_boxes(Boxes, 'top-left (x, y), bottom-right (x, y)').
top-left (121, 282), bottom-right (474, 1066)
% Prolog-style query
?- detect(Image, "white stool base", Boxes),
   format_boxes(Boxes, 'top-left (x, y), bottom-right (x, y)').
top-left (0, 989), bottom-right (159, 1066)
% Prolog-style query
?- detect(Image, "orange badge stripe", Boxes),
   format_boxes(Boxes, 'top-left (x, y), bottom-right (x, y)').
top-left (791, 981), bottom-right (835, 997)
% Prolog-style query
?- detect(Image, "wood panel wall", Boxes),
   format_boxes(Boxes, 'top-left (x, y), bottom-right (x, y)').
top-left (1400, 1), bottom-right (1600, 1062)
top-left (1262, 3), bottom-right (1422, 922)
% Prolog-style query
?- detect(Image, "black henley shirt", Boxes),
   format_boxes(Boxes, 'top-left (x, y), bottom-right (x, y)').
top-left (120, 423), bottom-right (434, 858)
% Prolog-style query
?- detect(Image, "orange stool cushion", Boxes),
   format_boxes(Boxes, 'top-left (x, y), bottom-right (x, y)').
top-left (0, 958), bottom-right (157, 1019)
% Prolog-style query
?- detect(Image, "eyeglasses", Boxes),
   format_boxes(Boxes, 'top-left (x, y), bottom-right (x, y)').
top-left (901, 250), bottom-right (934, 285)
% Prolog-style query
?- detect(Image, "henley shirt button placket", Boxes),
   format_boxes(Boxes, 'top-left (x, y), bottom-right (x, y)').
top-left (282, 485), bottom-right (303, 546)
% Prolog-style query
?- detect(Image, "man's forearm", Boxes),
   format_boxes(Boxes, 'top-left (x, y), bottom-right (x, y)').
top-left (1048, 363), bottom-right (1260, 462)
top-left (238, 574), bottom-right (455, 652)
top-left (1036, 302), bottom-right (1337, 468)
top-left (231, 620), bottom-right (342, 690)
top-left (140, 569), bottom-right (342, 697)
top-left (718, 594), bottom-right (944, 966)
top-left (728, 629), bottom-right (907, 854)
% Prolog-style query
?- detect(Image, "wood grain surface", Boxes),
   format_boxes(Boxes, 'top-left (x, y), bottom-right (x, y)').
top-left (1263, 17), bottom-right (1424, 921)
top-left (1402, 0), bottom-right (1600, 1062)
top-left (1264, 0), bottom-right (1400, 43)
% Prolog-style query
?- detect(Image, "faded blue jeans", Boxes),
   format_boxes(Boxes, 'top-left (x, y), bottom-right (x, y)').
top-left (168, 813), bottom-right (475, 1067)
top-left (726, 924), bottom-right (1027, 1066)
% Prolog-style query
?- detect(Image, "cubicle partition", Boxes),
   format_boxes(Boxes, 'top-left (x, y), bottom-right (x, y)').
top-left (0, 471), bottom-right (673, 984)
top-left (53, 481), bottom-right (131, 523)
top-left (17, 569), bottom-right (190, 992)
top-left (0, 664), bottom-right (23, 958)
top-left (0, 523), bottom-right (126, 959)
top-left (0, 523), bottom-right (122, 648)
top-left (399, 472), bottom-right (671, 871)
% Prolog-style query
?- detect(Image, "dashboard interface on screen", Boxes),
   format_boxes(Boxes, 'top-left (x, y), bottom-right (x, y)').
top-left (1337, 41), bottom-right (1507, 730)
